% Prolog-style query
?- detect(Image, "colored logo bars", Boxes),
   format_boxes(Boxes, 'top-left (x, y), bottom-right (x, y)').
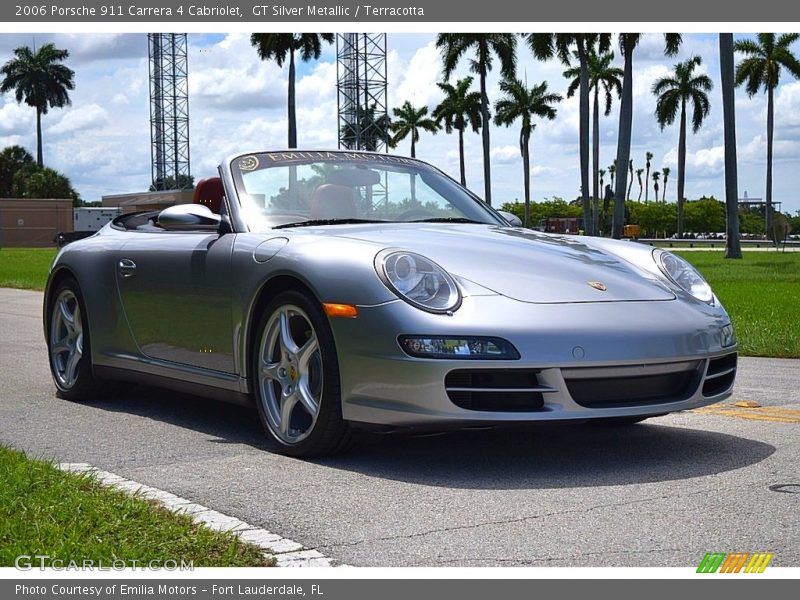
top-left (697, 552), bottom-right (773, 573)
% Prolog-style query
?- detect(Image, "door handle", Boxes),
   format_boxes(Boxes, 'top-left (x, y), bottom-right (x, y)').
top-left (118, 259), bottom-right (137, 278)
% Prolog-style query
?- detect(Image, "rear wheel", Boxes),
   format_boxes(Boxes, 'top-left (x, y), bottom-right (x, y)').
top-left (253, 290), bottom-right (351, 457)
top-left (47, 278), bottom-right (102, 400)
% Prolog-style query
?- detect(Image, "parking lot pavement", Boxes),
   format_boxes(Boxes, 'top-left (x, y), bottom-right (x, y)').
top-left (1, 288), bottom-right (798, 567)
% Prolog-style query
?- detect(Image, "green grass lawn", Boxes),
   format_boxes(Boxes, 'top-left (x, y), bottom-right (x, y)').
top-left (677, 251), bottom-right (800, 358)
top-left (0, 445), bottom-right (272, 567)
top-left (0, 247), bottom-right (57, 291)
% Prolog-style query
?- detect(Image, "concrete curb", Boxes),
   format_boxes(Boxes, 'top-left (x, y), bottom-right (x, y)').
top-left (58, 463), bottom-right (339, 568)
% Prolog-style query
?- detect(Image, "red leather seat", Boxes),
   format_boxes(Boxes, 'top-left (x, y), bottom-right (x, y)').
top-left (310, 184), bottom-right (357, 220)
top-left (192, 177), bottom-right (224, 214)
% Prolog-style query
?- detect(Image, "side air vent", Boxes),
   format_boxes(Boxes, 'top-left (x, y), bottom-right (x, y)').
top-left (702, 352), bottom-right (738, 397)
top-left (444, 369), bottom-right (553, 412)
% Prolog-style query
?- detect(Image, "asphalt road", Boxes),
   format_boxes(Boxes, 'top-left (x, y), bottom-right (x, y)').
top-left (1, 287), bottom-right (798, 567)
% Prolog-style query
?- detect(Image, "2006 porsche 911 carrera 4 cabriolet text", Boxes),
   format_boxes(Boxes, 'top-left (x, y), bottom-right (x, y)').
top-left (44, 150), bottom-right (738, 456)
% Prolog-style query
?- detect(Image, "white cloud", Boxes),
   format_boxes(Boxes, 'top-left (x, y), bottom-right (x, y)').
top-left (663, 145), bottom-right (725, 178)
top-left (491, 145), bottom-right (520, 164)
top-left (48, 104), bottom-right (109, 135)
top-left (392, 42), bottom-right (443, 108)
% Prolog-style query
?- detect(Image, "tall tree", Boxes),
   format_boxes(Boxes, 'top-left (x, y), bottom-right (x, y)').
top-left (530, 33), bottom-right (611, 235)
top-left (494, 78), bottom-right (562, 228)
top-left (734, 33), bottom-right (800, 233)
top-left (0, 145), bottom-right (34, 197)
top-left (339, 104), bottom-right (391, 151)
top-left (609, 161), bottom-right (617, 191)
top-left (436, 34), bottom-right (517, 205)
top-left (720, 33), bottom-right (743, 259)
top-left (635, 168), bottom-right (644, 201)
top-left (652, 171), bottom-right (661, 204)
top-left (250, 34), bottom-right (334, 148)
top-left (564, 48), bottom-right (622, 235)
top-left (432, 76), bottom-right (482, 186)
top-left (0, 43), bottom-right (75, 167)
top-left (653, 55), bottom-right (713, 238)
top-left (389, 101), bottom-right (438, 158)
top-left (627, 159), bottom-right (634, 200)
top-left (611, 34), bottom-right (682, 238)
top-left (599, 168), bottom-right (606, 191)
top-left (644, 151), bottom-right (654, 203)
top-left (662, 167), bottom-right (671, 202)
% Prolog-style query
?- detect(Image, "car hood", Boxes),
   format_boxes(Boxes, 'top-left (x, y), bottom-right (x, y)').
top-left (301, 223), bottom-right (675, 304)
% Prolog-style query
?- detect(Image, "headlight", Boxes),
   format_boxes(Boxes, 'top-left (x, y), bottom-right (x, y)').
top-left (375, 250), bottom-right (461, 313)
top-left (654, 249), bottom-right (714, 304)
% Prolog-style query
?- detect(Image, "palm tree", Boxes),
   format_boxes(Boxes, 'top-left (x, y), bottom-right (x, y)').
top-left (635, 168), bottom-right (644, 201)
top-left (389, 101), bottom-right (438, 158)
top-left (494, 78), bottom-right (562, 228)
top-left (644, 151), bottom-right (654, 203)
top-left (720, 33), bottom-right (742, 259)
top-left (563, 49), bottom-right (623, 235)
top-left (652, 171), bottom-right (661, 204)
top-left (339, 104), bottom-right (391, 151)
top-left (529, 34), bottom-right (611, 236)
top-left (0, 43), bottom-right (75, 167)
top-left (599, 169), bottom-right (606, 191)
top-left (653, 56), bottom-right (713, 238)
top-left (609, 161), bottom-right (617, 191)
top-left (433, 77), bottom-right (482, 186)
top-left (611, 34), bottom-right (682, 238)
top-left (436, 34), bottom-right (517, 205)
top-left (662, 167), bottom-right (671, 202)
top-left (250, 33), bottom-right (334, 148)
top-left (627, 159), bottom-right (634, 200)
top-left (734, 33), bottom-right (800, 233)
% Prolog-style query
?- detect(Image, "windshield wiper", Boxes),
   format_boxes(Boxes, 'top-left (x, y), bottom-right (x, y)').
top-left (409, 217), bottom-right (484, 224)
top-left (274, 218), bottom-right (384, 229)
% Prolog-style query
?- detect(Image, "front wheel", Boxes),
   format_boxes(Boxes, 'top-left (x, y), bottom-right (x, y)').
top-left (253, 290), bottom-right (351, 457)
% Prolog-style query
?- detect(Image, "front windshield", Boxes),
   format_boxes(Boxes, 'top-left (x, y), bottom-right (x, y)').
top-left (229, 151), bottom-right (503, 231)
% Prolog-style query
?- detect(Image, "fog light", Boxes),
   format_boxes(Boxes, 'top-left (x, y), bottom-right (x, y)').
top-left (722, 324), bottom-right (737, 347)
top-left (398, 336), bottom-right (520, 360)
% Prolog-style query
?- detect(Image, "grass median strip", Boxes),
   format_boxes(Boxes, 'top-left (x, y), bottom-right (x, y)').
top-left (0, 445), bottom-right (273, 567)
top-left (677, 252), bottom-right (800, 358)
top-left (0, 247), bottom-right (57, 291)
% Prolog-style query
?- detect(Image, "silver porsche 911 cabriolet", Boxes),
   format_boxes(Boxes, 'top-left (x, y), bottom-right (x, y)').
top-left (44, 150), bottom-right (737, 456)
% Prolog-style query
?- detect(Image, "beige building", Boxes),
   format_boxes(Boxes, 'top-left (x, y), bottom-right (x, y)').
top-left (102, 189), bottom-right (194, 214)
top-left (0, 198), bottom-right (73, 247)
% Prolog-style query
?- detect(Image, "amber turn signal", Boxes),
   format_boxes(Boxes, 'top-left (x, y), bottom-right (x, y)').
top-left (322, 303), bottom-right (359, 318)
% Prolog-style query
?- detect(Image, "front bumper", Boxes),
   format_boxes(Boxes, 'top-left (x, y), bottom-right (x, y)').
top-left (329, 294), bottom-right (737, 426)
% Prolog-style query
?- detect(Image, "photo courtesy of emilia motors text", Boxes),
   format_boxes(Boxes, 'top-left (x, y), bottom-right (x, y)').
top-left (0, 0), bottom-right (799, 597)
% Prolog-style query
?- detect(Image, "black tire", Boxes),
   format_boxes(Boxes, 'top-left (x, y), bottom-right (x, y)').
top-left (252, 289), bottom-right (352, 457)
top-left (46, 277), bottom-right (103, 401)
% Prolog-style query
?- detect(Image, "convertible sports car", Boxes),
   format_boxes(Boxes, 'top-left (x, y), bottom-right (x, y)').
top-left (44, 150), bottom-right (738, 456)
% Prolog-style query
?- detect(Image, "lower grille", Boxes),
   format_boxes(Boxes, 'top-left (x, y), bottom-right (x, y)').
top-left (563, 360), bottom-right (703, 408)
top-left (702, 352), bottom-right (737, 397)
top-left (445, 369), bottom-right (551, 412)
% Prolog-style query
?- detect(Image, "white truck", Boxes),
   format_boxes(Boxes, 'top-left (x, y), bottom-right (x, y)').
top-left (73, 207), bottom-right (121, 232)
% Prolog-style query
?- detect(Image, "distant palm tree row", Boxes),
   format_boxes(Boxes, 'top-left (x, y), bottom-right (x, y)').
top-left (0, 34), bottom-right (797, 246)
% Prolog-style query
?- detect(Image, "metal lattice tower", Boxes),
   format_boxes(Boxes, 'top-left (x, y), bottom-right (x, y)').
top-left (336, 34), bottom-right (388, 152)
top-left (148, 33), bottom-right (190, 190)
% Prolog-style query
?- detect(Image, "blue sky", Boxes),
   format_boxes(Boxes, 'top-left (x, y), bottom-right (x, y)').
top-left (1, 32), bottom-right (799, 213)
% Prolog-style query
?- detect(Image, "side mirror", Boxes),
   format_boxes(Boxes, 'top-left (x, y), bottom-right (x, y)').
top-left (157, 204), bottom-right (221, 232)
top-left (497, 210), bottom-right (522, 227)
